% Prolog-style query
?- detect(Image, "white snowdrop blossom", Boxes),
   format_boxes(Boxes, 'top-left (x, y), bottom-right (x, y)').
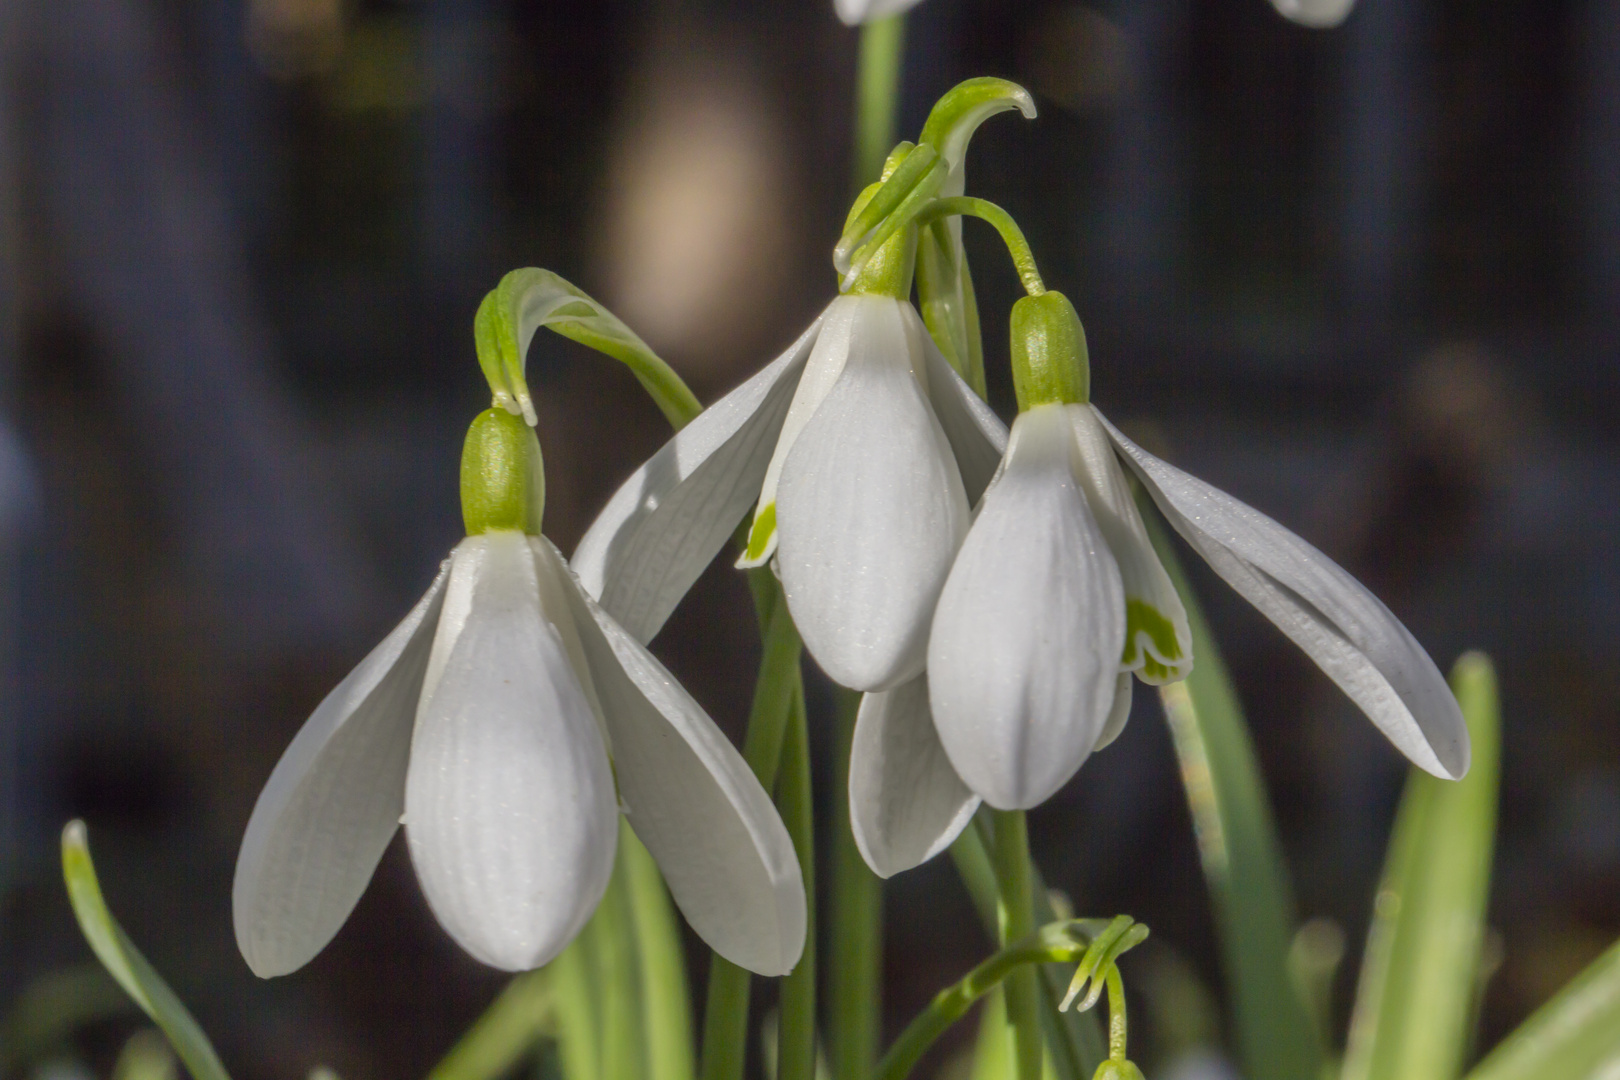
top-left (1270, 0), bottom-right (1355, 28)
top-left (573, 291), bottom-right (1004, 691)
top-left (848, 293), bottom-right (1469, 877)
top-left (834, 0), bottom-right (927, 27)
top-left (233, 412), bottom-right (805, 978)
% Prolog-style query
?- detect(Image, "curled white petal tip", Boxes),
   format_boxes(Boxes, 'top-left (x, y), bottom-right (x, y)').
top-left (553, 540), bottom-right (806, 976)
top-left (849, 678), bottom-right (979, 878)
top-left (776, 295), bottom-right (969, 692)
top-left (406, 534), bottom-right (619, 971)
top-left (929, 405), bottom-right (1126, 810)
top-left (1270, 0), bottom-right (1355, 28)
top-left (233, 561), bottom-right (450, 979)
top-left (1097, 409), bottom-right (1469, 781)
top-left (833, 0), bottom-right (928, 27)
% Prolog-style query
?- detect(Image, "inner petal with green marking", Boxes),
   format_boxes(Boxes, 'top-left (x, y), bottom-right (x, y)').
top-left (1121, 597), bottom-right (1190, 684)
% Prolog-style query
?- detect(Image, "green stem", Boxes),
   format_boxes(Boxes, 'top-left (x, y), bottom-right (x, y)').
top-left (700, 574), bottom-right (804, 1080)
top-left (991, 811), bottom-right (1042, 1080)
top-left (622, 823), bottom-right (696, 1080)
top-left (777, 683), bottom-right (817, 1080)
top-left (875, 924), bottom-right (1094, 1080)
top-left (853, 15), bottom-right (907, 192)
top-left (830, 688), bottom-right (882, 1080)
top-left (1104, 968), bottom-right (1127, 1063)
top-left (425, 972), bottom-right (555, 1080)
top-left (915, 197), bottom-right (1044, 297)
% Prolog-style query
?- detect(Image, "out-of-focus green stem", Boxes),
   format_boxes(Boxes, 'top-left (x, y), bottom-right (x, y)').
top-left (426, 971), bottom-right (554, 1080)
top-left (853, 16), bottom-right (906, 192)
top-left (777, 684), bottom-right (817, 1080)
top-left (830, 688), bottom-right (882, 1080)
top-left (990, 811), bottom-right (1042, 1080)
top-left (622, 823), bottom-right (696, 1080)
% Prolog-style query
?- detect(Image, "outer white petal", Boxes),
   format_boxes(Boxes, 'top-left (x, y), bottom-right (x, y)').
top-left (910, 305), bottom-right (1007, 506)
top-left (1068, 405), bottom-right (1192, 683)
top-left (571, 317), bottom-right (821, 644)
top-left (833, 0), bottom-right (927, 27)
top-left (928, 404), bottom-right (1126, 809)
top-left (775, 294), bottom-right (970, 691)
top-left (406, 534), bottom-right (619, 971)
top-left (1098, 411), bottom-right (1468, 779)
top-left (848, 676), bottom-right (979, 878)
top-left (232, 562), bottom-right (450, 978)
top-left (1094, 672), bottom-right (1133, 752)
top-left (548, 540), bottom-right (806, 977)
top-left (1271, 0), bottom-right (1354, 29)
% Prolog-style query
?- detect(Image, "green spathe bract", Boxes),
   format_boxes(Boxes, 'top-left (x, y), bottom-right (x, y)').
top-left (461, 408), bottom-right (545, 536)
top-left (1010, 291), bottom-right (1090, 410)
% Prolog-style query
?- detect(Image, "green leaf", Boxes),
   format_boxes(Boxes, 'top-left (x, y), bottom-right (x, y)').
top-left (1342, 652), bottom-right (1501, 1080)
top-left (620, 823), bottom-right (696, 1080)
top-left (425, 970), bottom-right (554, 1080)
top-left (1144, 516), bottom-right (1325, 1080)
top-left (60, 821), bottom-right (233, 1080)
top-left (1463, 935), bottom-right (1620, 1080)
top-left (0, 966), bottom-right (134, 1074)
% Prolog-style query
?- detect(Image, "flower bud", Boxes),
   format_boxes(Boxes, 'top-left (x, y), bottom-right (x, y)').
top-left (1091, 1060), bottom-right (1145, 1080)
top-left (1010, 290), bottom-right (1089, 410)
top-left (460, 407), bottom-right (545, 536)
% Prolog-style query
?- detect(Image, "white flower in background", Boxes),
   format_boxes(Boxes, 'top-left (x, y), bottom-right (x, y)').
top-left (1270, 0), bottom-right (1355, 29)
top-left (234, 410), bottom-right (805, 978)
top-left (573, 291), bottom-right (1004, 691)
top-left (834, 0), bottom-right (928, 28)
top-left (849, 292), bottom-right (1469, 876)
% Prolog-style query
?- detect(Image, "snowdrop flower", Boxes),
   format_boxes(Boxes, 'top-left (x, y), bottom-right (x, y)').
top-left (835, 0), bottom-right (927, 27)
top-left (234, 408), bottom-right (805, 977)
top-left (574, 260), bottom-right (1003, 693)
top-left (1270, 0), bottom-right (1355, 28)
top-left (849, 291), bottom-right (1469, 875)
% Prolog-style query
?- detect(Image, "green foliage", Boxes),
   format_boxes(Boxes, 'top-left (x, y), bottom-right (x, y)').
top-left (1463, 935), bottom-right (1620, 1080)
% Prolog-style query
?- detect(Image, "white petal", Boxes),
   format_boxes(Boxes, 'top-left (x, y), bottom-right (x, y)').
top-left (833, 0), bottom-right (928, 27)
top-left (1095, 672), bottom-right (1133, 752)
top-left (741, 299), bottom-right (863, 566)
top-left (1098, 411), bottom-right (1469, 779)
top-left (775, 295), bottom-right (970, 691)
top-left (928, 404), bottom-right (1126, 809)
top-left (549, 539), bottom-right (806, 977)
top-left (1271, 0), bottom-right (1354, 29)
top-left (912, 304), bottom-right (1007, 506)
top-left (1068, 405), bottom-right (1192, 683)
top-left (571, 317), bottom-right (821, 644)
top-left (232, 562), bottom-right (450, 978)
top-left (848, 676), bottom-right (979, 878)
top-left (405, 534), bottom-right (619, 971)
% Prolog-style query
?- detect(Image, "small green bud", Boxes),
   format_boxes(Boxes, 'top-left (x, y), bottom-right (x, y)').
top-left (1010, 290), bottom-right (1090, 410)
top-left (460, 408), bottom-right (545, 536)
top-left (1092, 1060), bottom-right (1145, 1080)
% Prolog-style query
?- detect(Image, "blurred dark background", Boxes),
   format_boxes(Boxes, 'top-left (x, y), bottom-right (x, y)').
top-left (0, 0), bottom-right (1614, 1076)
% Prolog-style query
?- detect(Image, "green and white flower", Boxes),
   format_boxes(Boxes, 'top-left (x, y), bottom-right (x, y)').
top-left (233, 410), bottom-right (805, 978)
top-left (573, 291), bottom-right (1003, 692)
top-left (850, 292), bottom-right (1469, 875)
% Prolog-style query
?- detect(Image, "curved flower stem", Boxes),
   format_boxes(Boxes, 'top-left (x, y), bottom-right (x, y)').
top-left (777, 681), bottom-right (817, 1080)
top-left (914, 197), bottom-right (1045, 297)
top-left (1104, 967), bottom-right (1128, 1063)
top-left (991, 811), bottom-right (1043, 1080)
top-left (874, 923), bottom-right (1097, 1080)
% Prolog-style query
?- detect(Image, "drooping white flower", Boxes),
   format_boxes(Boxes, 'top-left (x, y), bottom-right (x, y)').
top-left (850, 292), bottom-right (1469, 876)
top-left (574, 291), bottom-right (1004, 691)
top-left (1270, 0), bottom-right (1355, 29)
top-left (234, 412), bottom-right (805, 978)
top-left (834, 0), bottom-right (927, 28)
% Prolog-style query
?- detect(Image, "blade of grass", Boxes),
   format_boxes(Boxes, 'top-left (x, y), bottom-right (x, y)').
top-left (60, 822), bottom-right (232, 1080)
top-left (1144, 513), bottom-right (1325, 1080)
top-left (1463, 935), bottom-right (1620, 1080)
top-left (1341, 652), bottom-right (1500, 1080)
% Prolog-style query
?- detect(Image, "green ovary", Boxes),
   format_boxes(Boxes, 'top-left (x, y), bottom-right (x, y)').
top-left (1121, 598), bottom-right (1186, 683)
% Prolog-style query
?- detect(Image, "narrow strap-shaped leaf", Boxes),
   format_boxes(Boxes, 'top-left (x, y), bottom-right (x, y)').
top-left (1463, 935), bottom-right (1620, 1080)
top-left (1143, 513), bottom-right (1326, 1080)
top-left (60, 822), bottom-right (233, 1080)
top-left (425, 971), bottom-right (554, 1080)
top-left (1342, 652), bottom-right (1500, 1080)
top-left (621, 822), bottom-right (697, 1080)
